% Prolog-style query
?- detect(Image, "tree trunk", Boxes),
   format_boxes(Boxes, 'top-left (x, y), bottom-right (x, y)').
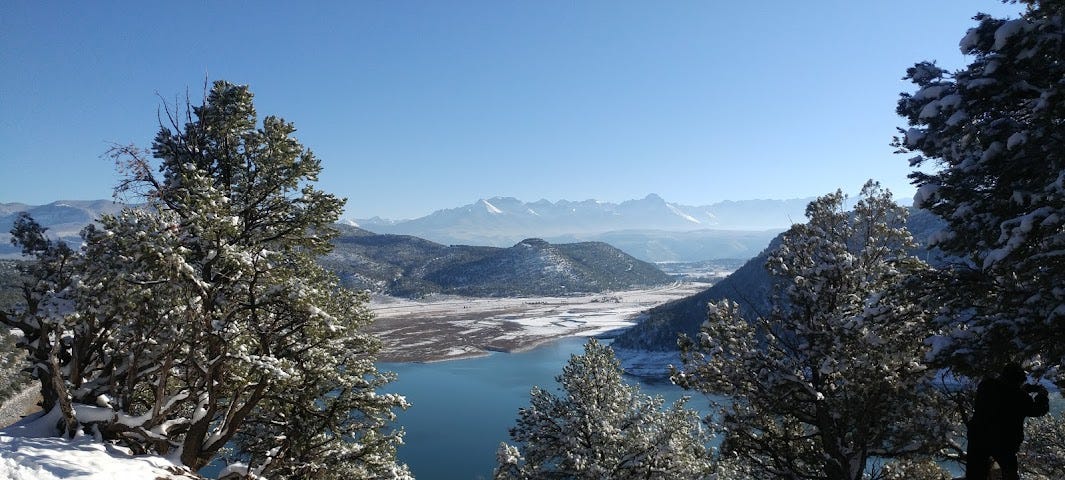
top-left (48, 338), bottom-right (77, 438)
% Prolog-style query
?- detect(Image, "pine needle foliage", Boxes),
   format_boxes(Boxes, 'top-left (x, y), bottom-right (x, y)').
top-left (496, 339), bottom-right (712, 479)
top-left (1, 81), bottom-right (410, 478)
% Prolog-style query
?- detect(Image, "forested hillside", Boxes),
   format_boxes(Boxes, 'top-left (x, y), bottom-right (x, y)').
top-left (613, 208), bottom-right (944, 351)
top-left (322, 226), bottom-right (673, 297)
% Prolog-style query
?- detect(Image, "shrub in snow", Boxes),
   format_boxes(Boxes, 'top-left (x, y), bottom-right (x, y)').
top-left (495, 339), bottom-right (712, 479)
top-left (0, 81), bottom-right (410, 478)
top-left (673, 183), bottom-right (954, 480)
top-left (895, 0), bottom-right (1065, 382)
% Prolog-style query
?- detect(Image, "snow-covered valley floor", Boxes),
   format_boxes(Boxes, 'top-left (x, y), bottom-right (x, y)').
top-left (367, 282), bottom-right (710, 362)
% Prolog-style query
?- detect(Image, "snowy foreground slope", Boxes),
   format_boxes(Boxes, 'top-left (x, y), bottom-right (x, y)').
top-left (0, 408), bottom-right (201, 480)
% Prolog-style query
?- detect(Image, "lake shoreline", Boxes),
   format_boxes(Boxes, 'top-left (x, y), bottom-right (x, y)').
top-left (368, 282), bottom-right (709, 364)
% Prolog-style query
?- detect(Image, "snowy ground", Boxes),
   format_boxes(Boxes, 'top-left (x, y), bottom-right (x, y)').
top-left (0, 408), bottom-right (200, 480)
top-left (368, 282), bottom-right (711, 362)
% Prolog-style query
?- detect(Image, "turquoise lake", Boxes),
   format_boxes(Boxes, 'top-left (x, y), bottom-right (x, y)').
top-left (381, 337), bottom-right (1064, 480)
top-left (201, 335), bottom-right (1062, 479)
top-left (380, 337), bottom-right (701, 480)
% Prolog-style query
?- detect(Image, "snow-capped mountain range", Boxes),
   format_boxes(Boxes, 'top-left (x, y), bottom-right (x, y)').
top-left (0, 195), bottom-right (813, 262)
top-left (352, 194), bottom-right (814, 247)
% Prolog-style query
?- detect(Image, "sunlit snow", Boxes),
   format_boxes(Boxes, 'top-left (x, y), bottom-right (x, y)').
top-left (0, 408), bottom-right (196, 480)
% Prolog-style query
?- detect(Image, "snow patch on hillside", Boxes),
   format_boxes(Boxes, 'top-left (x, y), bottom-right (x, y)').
top-left (481, 199), bottom-right (503, 214)
top-left (666, 204), bottom-right (701, 224)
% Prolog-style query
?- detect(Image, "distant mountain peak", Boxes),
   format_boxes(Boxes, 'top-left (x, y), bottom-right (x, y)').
top-left (351, 194), bottom-right (814, 249)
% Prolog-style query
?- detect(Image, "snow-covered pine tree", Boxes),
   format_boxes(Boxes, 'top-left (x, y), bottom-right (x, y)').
top-left (1, 81), bottom-right (410, 478)
top-left (894, 0), bottom-right (1065, 380)
top-left (495, 339), bottom-right (712, 480)
top-left (673, 182), bottom-right (953, 480)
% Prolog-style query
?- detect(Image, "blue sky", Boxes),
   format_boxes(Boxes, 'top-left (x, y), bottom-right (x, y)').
top-left (1, 1), bottom-right (1022, 219)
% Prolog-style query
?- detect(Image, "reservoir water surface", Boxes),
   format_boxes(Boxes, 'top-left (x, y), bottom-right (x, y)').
top-left (382, 337), bottom-right (1065, 480)
top-left (380, 337), bottom-right (697, 479)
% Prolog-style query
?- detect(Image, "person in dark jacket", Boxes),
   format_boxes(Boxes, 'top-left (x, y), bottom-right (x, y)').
top-left (966, 363), bottom-right (1050, 480)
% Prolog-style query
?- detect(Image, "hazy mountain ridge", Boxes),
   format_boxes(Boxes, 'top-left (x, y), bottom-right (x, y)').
top-left (322, 226), bottom-right (674, 297)
top-left (354, 194), bottom-right (815, 250)
top-left (2, 197), bottom-right (800, 263)
top-left (544, 229), bottom-right (781, 263)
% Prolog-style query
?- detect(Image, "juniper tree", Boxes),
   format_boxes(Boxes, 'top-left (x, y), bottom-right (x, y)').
top-left (1, 81), bottom-right (410, 478)
top-left (495, 339), bottom-right (712, 480)
top-left (894, 0), bottom-right (1065, 380)
top-left (673, 182), bottom-right (952, 480)
top-left (1, 214), bottom-right (81, 436)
